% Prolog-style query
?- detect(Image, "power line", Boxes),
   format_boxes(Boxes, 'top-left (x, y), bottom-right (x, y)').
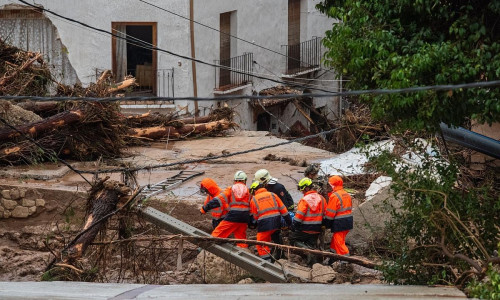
top-left (137, 0), bottom-right (315, 68)
top-left (2, 79), bottom-right (500, 102)
top-left (16, 0), bottom-right (337, 94)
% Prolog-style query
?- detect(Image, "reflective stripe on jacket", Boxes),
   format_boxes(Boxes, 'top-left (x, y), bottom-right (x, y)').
top-left (293, 190), bottom-right (326, 233)
top-left (203, 191), bottom-right (229, 220)
top-left (250, 188), bottom-right (290, 232)
top-left (224, 183), bottom-right (250, 223)
top-left (325, 189), bottom-right (353, 232)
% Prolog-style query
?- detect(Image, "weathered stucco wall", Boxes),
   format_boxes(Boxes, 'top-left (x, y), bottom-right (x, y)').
top-left (0, 0), bottom-right (340, 129)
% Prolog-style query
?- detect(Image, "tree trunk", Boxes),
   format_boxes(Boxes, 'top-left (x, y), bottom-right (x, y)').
top-left (16, 101), bottom-right (60, 116)
top-left (0, 109), bottom-right (84, 141)
top-left (128, 119), bottom-right (232, 140)
top-left (65, 180), bottom-right (131, 262)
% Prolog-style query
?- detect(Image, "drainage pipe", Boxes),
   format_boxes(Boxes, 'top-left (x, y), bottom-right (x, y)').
top-left (440, 123), bottom-right (500, 159)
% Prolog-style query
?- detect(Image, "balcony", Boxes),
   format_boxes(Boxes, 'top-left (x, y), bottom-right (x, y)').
top-left (214, 53), bottom-right (253, 94)
top-left (281, 37), bottom-right (322, 77)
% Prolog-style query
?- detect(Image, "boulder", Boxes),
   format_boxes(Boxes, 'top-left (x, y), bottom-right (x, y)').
top-left (9, 189), bottom-right (20, 200)
top-left (347, 179), bottom-right (400, 251)
top-left (275, 259), bottom-right (311, 281)
top-left (11, 206), bottom-right (29, 218)
top-left (237, 278), bottom-right (254, 284)
top-left (310, 263), bottom-right (336, 283)
top-left (1, 199), bottom-right (18, 210)
top-left (22, 199), bottom-right (36, 207)
top-left (35, 199), bottom-right (46, 207)
top-left (28, 206), bottom-right (37, 215)
top-left (194, 250), bottom-right (252, 284)
top-left (1, 190), bottom-right (10, 199)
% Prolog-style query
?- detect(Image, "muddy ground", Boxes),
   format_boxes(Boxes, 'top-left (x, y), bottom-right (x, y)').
top-left (0, 130), bottom-right (378, 283)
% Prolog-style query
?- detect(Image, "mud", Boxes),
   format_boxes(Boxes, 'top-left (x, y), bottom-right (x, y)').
top-left (0, 130), bottom-right (379, 284)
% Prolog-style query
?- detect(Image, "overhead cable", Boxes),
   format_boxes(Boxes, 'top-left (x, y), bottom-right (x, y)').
top-left (17, 0), bottom-right (337, 94)
top-left (2, 79), bottom-right (500, 102)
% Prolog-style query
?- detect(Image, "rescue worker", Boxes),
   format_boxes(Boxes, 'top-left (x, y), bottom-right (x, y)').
top-left (324, 175), bottom-right (353, 257)
top-left (290, 177), bottom-right (327, 266)
top-left (254, 169), bottom-right (295, 211)
top-left (304, 163), bottom-right (331, 200)
top-left (200, 171), bottom-right (250, 248)
top-left (199, 178), bottom-right (228, 230)
top-left (249, 181), bottom-right (292, 261)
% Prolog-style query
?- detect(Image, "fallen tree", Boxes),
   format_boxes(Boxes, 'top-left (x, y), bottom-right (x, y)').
top-left (128, 119), bottom-right (234, 140)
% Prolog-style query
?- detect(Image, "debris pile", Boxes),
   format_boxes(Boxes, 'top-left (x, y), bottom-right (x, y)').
top-left (0, 40), bottom-right (235, 166)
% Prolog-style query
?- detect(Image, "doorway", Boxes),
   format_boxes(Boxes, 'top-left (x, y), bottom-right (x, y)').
top-left (112, 22), bottom-right (157, 95)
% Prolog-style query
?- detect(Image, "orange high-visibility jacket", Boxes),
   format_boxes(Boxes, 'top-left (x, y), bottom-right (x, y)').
top-left (293, 190), bottom-right (327, 233)
top-left (201, 178), bottom-right (229, 220)
top-left (223, 182), bottom-right (251, 223)
top-left (325, 187), bottom-right (353, 233)
top-left (250, 188), bottom-right (291, 232)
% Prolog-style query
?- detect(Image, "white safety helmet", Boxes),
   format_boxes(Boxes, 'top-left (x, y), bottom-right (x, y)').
top-left (234, 170), bottom-right (247, 182)
top-left (254, 169), bottom-right (271, 184)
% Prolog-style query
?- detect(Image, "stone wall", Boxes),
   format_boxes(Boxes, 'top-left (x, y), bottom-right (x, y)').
top-left (0, 187), bottom-right (45, 219)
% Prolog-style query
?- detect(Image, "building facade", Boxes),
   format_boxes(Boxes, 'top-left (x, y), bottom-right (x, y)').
top-left (0, 0), bottom-right (341, 132)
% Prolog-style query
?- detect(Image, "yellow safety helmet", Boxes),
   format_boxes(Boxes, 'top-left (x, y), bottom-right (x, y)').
top-left (297, 177), bottom-right (312, 191)
top-left (249, 181), bottom-right (262, 194)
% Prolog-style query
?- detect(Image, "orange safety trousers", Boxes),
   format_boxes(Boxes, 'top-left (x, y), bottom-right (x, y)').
top-left (330, 230), bottom-right (349, 255)
top-left (211, 220), bottom-right (248, 248)
top-left (256, 229), bottom-right (277, 258)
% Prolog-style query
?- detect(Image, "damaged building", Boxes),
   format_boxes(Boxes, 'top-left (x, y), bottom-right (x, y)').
top-left (0, 0), bottom-right (341, 132)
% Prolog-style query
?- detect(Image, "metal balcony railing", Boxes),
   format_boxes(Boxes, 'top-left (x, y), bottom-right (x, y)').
top-left (214, 52), bottom-right (253, 91)
top-left (281, 36), bottom-right (322, 76)
top-left (157, 68), bottom-right (174, 98)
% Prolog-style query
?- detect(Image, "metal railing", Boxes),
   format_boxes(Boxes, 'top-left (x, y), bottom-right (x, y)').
top-left (281, 36), bottom-right (322, 75)
top-left (157, 68), bottom-right (174, 98)
top-left (214, 52), bottom-right (253, 91)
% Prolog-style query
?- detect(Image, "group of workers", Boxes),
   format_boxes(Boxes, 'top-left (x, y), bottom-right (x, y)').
top-left (198, 168), bottom-right (353, 264)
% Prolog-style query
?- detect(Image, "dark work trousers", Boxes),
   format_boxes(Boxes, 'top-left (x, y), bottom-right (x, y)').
top-left (289, 231), bottom-right (320, 266)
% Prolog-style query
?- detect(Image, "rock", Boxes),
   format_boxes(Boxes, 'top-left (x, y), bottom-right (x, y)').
top-left (11, 206), bottom-right (29, 218)
top-left (237, 278), bottom-right (254, 284)
top-left (2, 199), bottom-right (18, 210)
top-left (22, 199), bottom-right (36, 207)
top-left (28, 206), bottom-right (37, 215)
top-left (10, 189), bottom-right (20, 200)
top-left (0, 206), bottom-right (4, 213)
top-left (195, 250), bottom-right (252, 284)
top-left (352, 264), bottom-right (382, 278)
top-left (311, 263), bottom-right (336, 283)
top-left (19, 189), bottom-right (26, 198)
top-left (275, 259), bottom-right (311, 281)
top-left (35, 199), bottom-right (45, 207)
top-left (347, 183), bottom-right (401, 251)
top-left (3, 210), bottom-right (11, 218)
top-left (1, 190), bottom-right (10, 199)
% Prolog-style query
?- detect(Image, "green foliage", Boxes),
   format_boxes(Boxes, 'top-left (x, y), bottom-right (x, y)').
top-left (365, 139), bottom-right (500, 285)
top-left (468, 262), bottom-right (500, 299)
top-left (317, 0), bottom-right (500, 132)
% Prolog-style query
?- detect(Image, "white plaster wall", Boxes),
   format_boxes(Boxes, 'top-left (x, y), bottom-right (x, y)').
top-left (0, 0), bottom-right (338, 127)
top-left (0, 0), bottom-right (193, 96)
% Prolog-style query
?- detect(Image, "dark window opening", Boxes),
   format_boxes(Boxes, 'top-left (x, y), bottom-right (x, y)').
top-left (126, 25), bottom-right (153, 91)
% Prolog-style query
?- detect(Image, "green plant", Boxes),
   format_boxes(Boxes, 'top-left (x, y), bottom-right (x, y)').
top-left (468, 263), bottom-right (500, 299)
top-left (364, 139), bottom-right (500, 285)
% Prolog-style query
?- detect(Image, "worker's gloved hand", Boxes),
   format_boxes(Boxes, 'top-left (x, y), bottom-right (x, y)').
top-left (321, 225), bottom-right (326, 231)
top-left (200, 207), bottom-right (206, 214)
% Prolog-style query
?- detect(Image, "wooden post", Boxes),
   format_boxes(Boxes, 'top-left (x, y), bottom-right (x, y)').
top-left (177, 238), bottom-right (184, 271)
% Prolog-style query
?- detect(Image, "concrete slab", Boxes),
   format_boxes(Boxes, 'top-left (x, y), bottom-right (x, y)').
top-left (0, 282), bottom-right (466, 300)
